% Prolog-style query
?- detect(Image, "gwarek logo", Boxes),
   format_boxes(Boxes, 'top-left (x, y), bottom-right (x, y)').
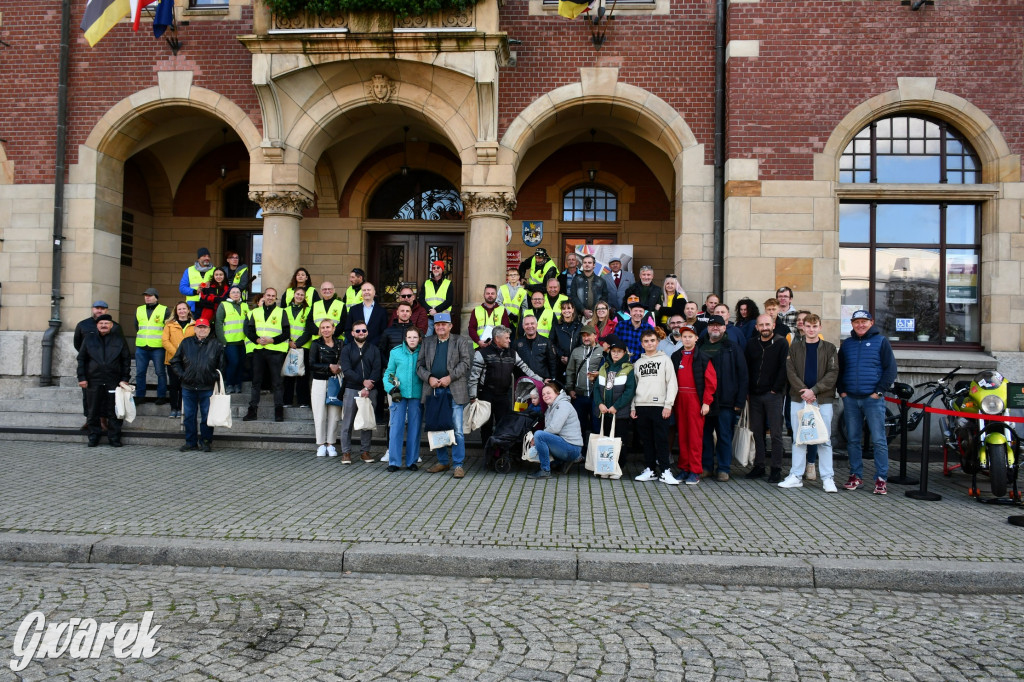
top-left (10, 611), bottom-right (161, 671)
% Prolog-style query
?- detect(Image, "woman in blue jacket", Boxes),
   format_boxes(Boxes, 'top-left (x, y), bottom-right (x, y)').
top-left (383, 327), bottom-right (424, 472)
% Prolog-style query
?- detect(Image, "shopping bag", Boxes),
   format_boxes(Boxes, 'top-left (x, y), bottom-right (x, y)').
top-left (585, 416), bottom-right (622, 478)
top-left (206, 370), bottom-right (233, 428)
top-left (281, 348), bottom-right (305, 377)
top-left (463, 400), bottom-right (492, 433)
top-left (732, 404), bottom-right (755, 468)
top-left (795, 401), bottom-right (829, 445)
top-left (423, 387), bottom-right (455, 432)
top-left (354, 396), bottom-right (376, 431)
top-left (522, 431), bottom-right (539, 462)
top-left (325, 376), bottom-right (344, 407)
top-left (427, 429), bottom-right (457, 450)
top-left (114, 385), bottom-right (136, 423)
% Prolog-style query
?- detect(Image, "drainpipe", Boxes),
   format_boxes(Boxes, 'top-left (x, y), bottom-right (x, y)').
top-left (40, 0), bottom-right (71, 387)
top-left (712, 0), bottom-right (726, 297)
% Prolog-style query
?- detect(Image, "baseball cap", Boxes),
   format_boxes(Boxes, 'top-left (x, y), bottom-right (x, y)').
top-left (431, 260), bottom-right (445, 268)
top-left (851, 309), bottom-right (873, 321)
top-left (194, 318), bottom-right (210, 327)
top-left (92, 300), bottom-right (109, 308)
top-left (679, 325), bottom-right (697, 335)
top-left (433, 312), bottom-right (452, 323)
top-left (707, 315), bottom-right (726, 326)
top-left (603, 334), bottom-right (627, 351)
top-left (580, 325), bottom-right (597, 335)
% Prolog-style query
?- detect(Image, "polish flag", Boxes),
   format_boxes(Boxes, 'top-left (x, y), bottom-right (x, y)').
top-left (129, 0), bottom-right (159, 31)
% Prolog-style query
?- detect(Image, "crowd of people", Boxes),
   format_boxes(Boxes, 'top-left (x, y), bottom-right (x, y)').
top-left (74, 246), bottom-right (898, 495)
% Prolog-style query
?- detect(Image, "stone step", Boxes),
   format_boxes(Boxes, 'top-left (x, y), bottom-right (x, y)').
top-left (0, 398), bottom-right (329, 422)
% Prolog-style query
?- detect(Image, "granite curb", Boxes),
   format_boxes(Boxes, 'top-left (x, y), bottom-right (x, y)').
top-left (3, 533), bottom-right (1023, 594)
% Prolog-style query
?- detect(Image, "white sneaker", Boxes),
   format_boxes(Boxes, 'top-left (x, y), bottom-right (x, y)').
top-left (316, 445), bottom-right (327, 457)
top-left (634, 468), bottom-right (657, 482)
top-left (805, 463), bottom-right (817, 481)
top-left (659, 470), bottom-right (682, 486)
top-left (822, 477), bottom-right (838, 493)
top-left (417, 457), bottom-right (423, 463)
top-left (778, 474), bottom-right (803, 489)
top-left (327, 445), bottom-right (338, 458)
top-left (381, 449), bottom-right (389, 462)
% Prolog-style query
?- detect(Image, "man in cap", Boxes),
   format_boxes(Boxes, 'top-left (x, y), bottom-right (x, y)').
top-left (417, 311), bottom-right (474, 479)
top-left (617, 299), bottom-right (654, 363)
top-left (77, 313), bottom-right (131, 447)
top-left (696, 314), bottom-right (748, 481)
top-left (169, 317), bottom-right (225, 452)
top-left (838, 309), bottom-right (897, 495)
top-left (419, 260), bottom-right (453, 336)
top-left (74, 300), bottom-right (124, 429)
top-left (134, 288), bottom-right (169, 405)
top-left (518, 248), bottom-right (559, 293)
top-left (602, 256), bottom-right (635, 311)
top-left (469, 325), bottom-right (540, 448)
top-left (566, 324), bottom-right (603, 444)
top-left (179, 247), bottom-right (215, 314)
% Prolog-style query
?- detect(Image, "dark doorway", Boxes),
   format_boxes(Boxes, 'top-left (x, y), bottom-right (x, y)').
top-left (222, 230), bottom-right (262, 295)
top-left (367, 232), bottom-right (464, 331)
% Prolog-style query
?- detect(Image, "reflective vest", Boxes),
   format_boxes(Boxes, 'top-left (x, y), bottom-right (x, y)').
top-left (312, 298), bottom-right (345, 327)
top-left (527, 259), bottom-right (557, 287)
top-left (499, 284), bottom-right (526, 314)
top-left (344, 284), bottom-right (364, 309)
top-left (472, 304), bottom-right (507, 349)
top-left (285, 305), bottom-right (311, 349)
top-left (231, 266), bottom-right (249, 289)
top-left (284, 286), bottom-right (313, 307)
top-left (184, 266), bottom-right (214, 306)
top-left (543, 294), bottom-right (569, 315)
top-left (251, 306), bottom-right (288, 353)
top-left (135, 304), bottom-right (168, 348)
top-left (523, 308), bottom-right (554, 338)
top-left (220, 301), bottom-right (250, 343)
top-left (423, 278), bottom-right (451, 312)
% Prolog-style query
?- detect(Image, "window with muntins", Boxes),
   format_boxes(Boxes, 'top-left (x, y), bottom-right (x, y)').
top-left (562, 185), bottom-right (617, 222)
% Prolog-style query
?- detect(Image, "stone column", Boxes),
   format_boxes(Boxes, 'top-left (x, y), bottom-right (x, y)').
top-left (462, 191), bottom-right (516, 324)
top-left (249, 190), bottom-right (313, 297)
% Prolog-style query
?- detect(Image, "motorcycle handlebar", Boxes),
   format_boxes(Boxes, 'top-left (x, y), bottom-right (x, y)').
top-left (912, 366), bottom-right (962, 389)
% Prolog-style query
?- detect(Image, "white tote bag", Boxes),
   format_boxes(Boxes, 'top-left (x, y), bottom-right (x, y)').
top-left (463, 400), bottom-right (492, 434)
top-left (732, 404), bottom-right (755, 468)
top-left (585, 415), bottom-right (622, 479)
top-left (114, 385), bottom-right (136, 423)
top-left (795, 401), bottom-right (830, 445)
top-left (206, 370), bottom-right (233, 428)
top-left (281, 347), bottom-right (305, 377)
top-left (427, 429), bottom-right (457, 450)
top-left (522, 431), bottom-right (539, 462)
top-left (354, 396), bottom-right (377, 431)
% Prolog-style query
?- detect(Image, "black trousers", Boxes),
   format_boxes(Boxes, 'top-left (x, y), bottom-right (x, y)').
top-left (249, 350), bottom-right (284, 408)
top-left (168, 367), bottom-right (182, 411)
top-left (282, 348), bottom-right (311, 406)
top-left (634, 405), bottom-right (671, 474)
top-left (86, 382), bottom-right (122, 441)
top-left (479, 392), bottom-right (511, 449)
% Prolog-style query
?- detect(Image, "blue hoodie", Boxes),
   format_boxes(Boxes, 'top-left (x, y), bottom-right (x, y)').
top-left (837, 325), bottom-right (897, 396)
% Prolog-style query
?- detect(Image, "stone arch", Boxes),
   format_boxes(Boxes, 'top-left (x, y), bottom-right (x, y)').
top-left (345, 147), bottom-right (463, 219)
top-left (818, 79), bottom-right (1019, 184)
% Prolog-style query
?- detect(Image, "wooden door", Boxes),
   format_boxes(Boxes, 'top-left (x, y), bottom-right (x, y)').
top-left (368, 232), bottom-right (464, 331)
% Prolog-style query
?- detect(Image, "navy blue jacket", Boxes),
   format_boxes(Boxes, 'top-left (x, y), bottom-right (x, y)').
top-left (697, 335), bottom-right (748, 413)
top-left (837, 325), bottom-right (897, 396)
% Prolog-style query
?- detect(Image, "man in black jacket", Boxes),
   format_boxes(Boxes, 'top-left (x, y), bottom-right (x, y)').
top-left (338, 320), bottom-right (382, 463)
top-left (469, 326), bottom-right (540, 447)
top-left (242, 287), bottom-right (290, 422)
top-left (696, 315), bottom-right (748, 481)
top-left (77, 314), bottom-right (131, 447)
top-left (169, 318), bottom-right (225, 452)
top-left (745, 314), bottom-right (790, 482)
top-left (73, 300), bottom-right (124, 429)
top-left (514, 313), bottom-right (555, 380)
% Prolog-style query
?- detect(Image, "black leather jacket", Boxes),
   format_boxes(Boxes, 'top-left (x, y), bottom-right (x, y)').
top-left (77, 331), bottom-right (131, 385)
top-left (310, 339), bottom-right (342, 381)
top-left (514, 334), bottom-right (555, 380)
top-left (169, 335), bottom-right (225, 391)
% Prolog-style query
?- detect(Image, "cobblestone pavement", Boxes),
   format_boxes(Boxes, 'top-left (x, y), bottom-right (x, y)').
top-left (1, 562), bottom-right (1022, 681)
top-left (1, 440), bottom-right (1022, 562)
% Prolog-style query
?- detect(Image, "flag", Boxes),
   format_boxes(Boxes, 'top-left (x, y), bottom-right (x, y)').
top-left (129, 0), bottom-right (159, 31)
top-left (152, 0), bottom-right (174, 38)
top-left (81, 0), bottom-right (131, 46)
top-left (558, 0), bottom-right (597, 19)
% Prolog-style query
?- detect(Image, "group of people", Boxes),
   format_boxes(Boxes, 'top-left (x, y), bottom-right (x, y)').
top-left (75, 246), bottom-right (898, 496)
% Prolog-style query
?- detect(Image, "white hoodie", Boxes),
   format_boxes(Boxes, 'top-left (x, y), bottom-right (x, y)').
top-left (630, 350), bottom-right (678, 410)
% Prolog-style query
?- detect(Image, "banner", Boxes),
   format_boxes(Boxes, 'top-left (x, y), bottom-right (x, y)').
top-left (574, 245), bottom-right (633, 276)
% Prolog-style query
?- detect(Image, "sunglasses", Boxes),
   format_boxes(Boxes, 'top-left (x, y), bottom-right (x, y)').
top-left (399, 294), bottom-right (414, 298)
top-left (352, 329), bottom-right (368, 334)
top-left (666, 274), bottom-right (677, 279)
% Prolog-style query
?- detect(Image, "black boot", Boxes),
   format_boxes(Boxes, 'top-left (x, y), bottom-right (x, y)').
top-left (767, 467), bottom-right (784, 483)
top-left (242, 406), bottom-right (258, 421)
top-left (274, 406), bottom-right (284, 422)
top-left (745, 465), bottom-right (766, 479)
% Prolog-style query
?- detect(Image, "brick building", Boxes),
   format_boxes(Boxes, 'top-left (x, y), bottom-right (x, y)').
top-left (0, 0), bottom-right (1021, 383)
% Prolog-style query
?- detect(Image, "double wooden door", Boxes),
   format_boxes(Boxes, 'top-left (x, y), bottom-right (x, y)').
top-left (367, 232), bottom-right (464, 331)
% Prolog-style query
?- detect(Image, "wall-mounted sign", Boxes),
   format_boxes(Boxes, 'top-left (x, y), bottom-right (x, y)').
top-left (895, 318), bottom-right (915, 333)
top-left (522, 221), bottom-right (543, 247)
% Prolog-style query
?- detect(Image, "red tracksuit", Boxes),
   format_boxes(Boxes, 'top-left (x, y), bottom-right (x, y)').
top-left (675, 349), bottom-right (717, 474)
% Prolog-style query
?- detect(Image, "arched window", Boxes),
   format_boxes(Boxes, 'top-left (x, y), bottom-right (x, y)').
top-left (562, 184), bottom-right (617, 222)
top-left (222, 182), bottom-right (261, 218)
top-left (839, 115), bottom-right (980, 346)
top-left (368, 171), bottom-right (464, 220)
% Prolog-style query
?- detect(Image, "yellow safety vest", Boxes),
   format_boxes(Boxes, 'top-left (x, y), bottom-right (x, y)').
top-left (220, 301), bottom-right (250, 344)
top-left (543, 294), bottom-right (569, 314)
top-left (528, 259), bottom-right (557, 286)
top-left (285, 305), bottom-right (311, 349)
top-left (231, 266), bottom-right (249, 288)
top-left (312, 298), bottom-right (345, 327)
top-left (135, 304), bottom-right (168, 349)
top-left (423, 278), bottom-right (451, 311)
top-left (184, 266), bottom-right (214, 306)
top-left (251, 306), bottom-right (288, 353)
top-left (472, 305), bottom-right (507, 349)
top-left (284, 286), bottom-right (313, 308)
top-left (499, 284), bottom-right (526, 314)
top-left (523, 308), bottom-right (554, 338)
top-left (344, 284), bottom-right (364, 309)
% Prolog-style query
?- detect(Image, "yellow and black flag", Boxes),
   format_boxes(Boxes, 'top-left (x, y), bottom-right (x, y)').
top-left (81, 0), bottom-right (131, 46)
top-left (558, 0), bottom-right (597, 19)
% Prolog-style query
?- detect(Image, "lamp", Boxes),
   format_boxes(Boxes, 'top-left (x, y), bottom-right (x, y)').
top-left (219, 128), bottom-right (227, 178)
top-left (587, 129), bottom-right (598, 182)
top-left (400, 126), bottom-right (410, 177)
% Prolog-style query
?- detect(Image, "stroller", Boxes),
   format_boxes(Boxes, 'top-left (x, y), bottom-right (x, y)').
top-left (485, 377), bottom-right (545, 473)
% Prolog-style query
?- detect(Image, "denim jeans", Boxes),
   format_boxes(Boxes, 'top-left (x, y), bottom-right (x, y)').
top-left (389, 398), bottom-right (422, 467)
top-left (533, 430), bottom-right (582, 472)
top-left (134, 347), bottom-right (166, 399)
top-left (182, 388), bottom-right (213, 446)
top-left (843, 395), bottom-right (889, 480)
top-left (702, 407), bottom-right (738, 474)
top-left (223, 344), bottom-right (245, 389)
top-left (789, 402), bottom-right (834, 480)
top-left (433, 393), bottom-right (466, 467)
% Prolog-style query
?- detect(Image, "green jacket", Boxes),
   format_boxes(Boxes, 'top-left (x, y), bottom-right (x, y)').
top-left (594, 357), bottom-right (636, 413)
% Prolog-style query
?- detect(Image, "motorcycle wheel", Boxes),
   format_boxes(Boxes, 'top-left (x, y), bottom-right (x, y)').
top-left (957, 428), bottom-right (980, 475)
top-left (989, 442), bottom-right (1008, 498)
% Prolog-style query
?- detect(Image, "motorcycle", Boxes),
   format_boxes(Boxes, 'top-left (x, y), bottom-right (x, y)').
top-left (955, 370), bottom-right (1021, 501)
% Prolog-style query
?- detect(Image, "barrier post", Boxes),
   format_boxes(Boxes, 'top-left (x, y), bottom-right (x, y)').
top-left (888, 397), bottom-right (918, 485)
top-left (906, 411), bottom-right (941, 501)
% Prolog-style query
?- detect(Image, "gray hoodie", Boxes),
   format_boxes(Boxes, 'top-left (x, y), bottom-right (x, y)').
top-left (542, 392), bottom-right (584, 446)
